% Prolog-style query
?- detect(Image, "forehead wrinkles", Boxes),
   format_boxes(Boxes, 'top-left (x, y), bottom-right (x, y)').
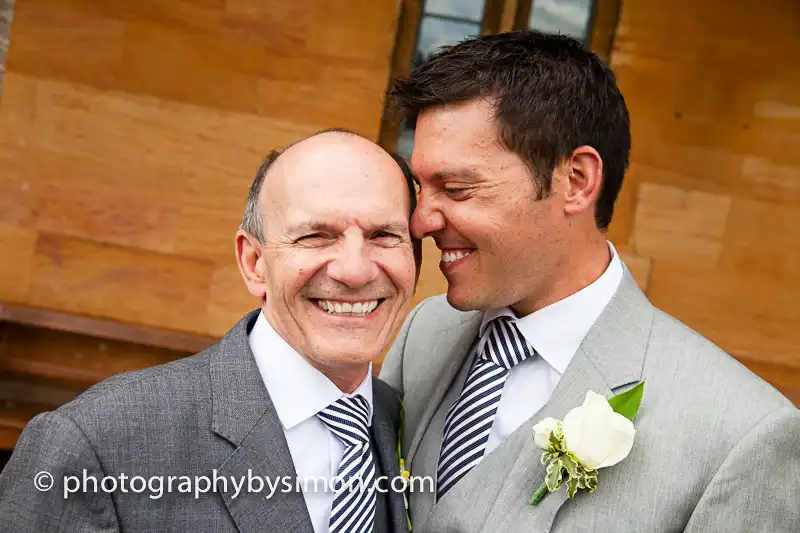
top-left (282, 204), bottom-right (409, 232)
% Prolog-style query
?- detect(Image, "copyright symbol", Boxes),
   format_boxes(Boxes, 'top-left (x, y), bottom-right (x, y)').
top-left (34, 471), bottom-right (53, 492)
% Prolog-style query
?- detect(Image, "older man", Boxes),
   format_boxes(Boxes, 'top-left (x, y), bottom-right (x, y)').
top-left (0, 130), bottom-right (418, 533)
top-left (380, 31), bottom-right (799, 533)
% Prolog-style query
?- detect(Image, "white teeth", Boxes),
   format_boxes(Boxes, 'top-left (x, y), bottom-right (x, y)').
top-left (315, 299), bottom-right (380, 316)
top-left (441, 250), bottom-right (472, 263)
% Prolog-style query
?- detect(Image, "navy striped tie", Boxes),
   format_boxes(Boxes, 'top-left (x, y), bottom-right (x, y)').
top-left (436, 316), bottom-right (535, 500)
top-left (318, 395), bottom-right (376, 533)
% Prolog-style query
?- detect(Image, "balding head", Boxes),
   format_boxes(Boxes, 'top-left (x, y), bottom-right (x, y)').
top-left (240, 129), bottom-right (417, 243)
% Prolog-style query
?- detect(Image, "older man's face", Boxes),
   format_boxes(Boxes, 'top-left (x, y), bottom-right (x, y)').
top-left (259, 135), bottom-right (417, 376)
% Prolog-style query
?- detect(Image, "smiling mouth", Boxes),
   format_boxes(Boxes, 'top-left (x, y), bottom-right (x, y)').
top-left (312, 298), bottom-right (385, 317)
top-left (440, 249), bottom-right (475, 264)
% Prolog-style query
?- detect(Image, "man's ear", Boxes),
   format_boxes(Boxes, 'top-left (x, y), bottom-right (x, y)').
top-left (564, 145), bottom-right (603, 217)
top-left (235, 229), bottom-right (267, 301)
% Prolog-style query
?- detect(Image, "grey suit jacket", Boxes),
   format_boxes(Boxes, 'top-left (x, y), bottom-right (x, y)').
top-left (380, 268), bottom-right (800, 533)
top-left (0, 310), bottom-right (409, 533)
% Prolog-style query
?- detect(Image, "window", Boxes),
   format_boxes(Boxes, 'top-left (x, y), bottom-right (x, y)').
top-left (387, 0), bottom-right (604, 158)
top-left (528, 0), bottom-right (594, 45)
top-left (0, 0), bottom-right (13, 93)
top-left (396, 0), bottom-right (486, 157)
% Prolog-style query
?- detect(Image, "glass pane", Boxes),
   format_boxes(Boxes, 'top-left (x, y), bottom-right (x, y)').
top-left (529, 0), bottom-right (593, 44)
top-left (396, 128), bottom-right (416, 161)
top-left (415, 16), bottom-right (481, 65)
top-left (425, 0), bottom-right (485, 22)
top-left (396, 8), bottom-right (483, 159)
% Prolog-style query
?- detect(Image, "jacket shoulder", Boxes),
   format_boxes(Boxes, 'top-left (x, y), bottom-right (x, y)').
top-left (56, 348), bottom-right (214, 430)
top-left (648, 308), bottom-right (794, 421)
top-left (406, 294), bottom-right (480, 333)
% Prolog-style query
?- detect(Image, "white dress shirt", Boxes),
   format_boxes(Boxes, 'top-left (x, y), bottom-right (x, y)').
top-left (248, 312), bottom-right (373, 533)
top-left (479, 242), bottom-right (623, 454)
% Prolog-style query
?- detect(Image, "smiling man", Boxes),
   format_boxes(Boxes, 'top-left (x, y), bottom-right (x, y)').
top-left (380, 31), bottom-right (799, 533)
top-left (0, 130), bottom-right (418, 533)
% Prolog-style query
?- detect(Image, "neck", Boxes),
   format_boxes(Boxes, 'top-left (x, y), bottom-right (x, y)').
top-left (512, 234), bottom-right (611, 317)
top-left (260, 308), bottom-right (371, 394)
top-left (319, 364), bottom-right (370, 394)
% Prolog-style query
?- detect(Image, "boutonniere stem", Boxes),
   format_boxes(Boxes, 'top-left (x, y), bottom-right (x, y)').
top-left (396, 397), bottom-right (412, 531)
top-left (529, 380), bottom-right (645, 505)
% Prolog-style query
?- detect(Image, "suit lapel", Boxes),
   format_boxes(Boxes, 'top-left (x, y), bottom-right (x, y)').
top-left (407, 312), bottom-right (482, 465)
top-left (372, 379), bottom-right (410, 533)
top-left (211, 311), bottom-right (315, 533)
top-left (422, 269), bottom-right (654, 533)
top-left (424, 345), bottom-right (614, 532)
top-left (480, 269), bottom-right (654, 533)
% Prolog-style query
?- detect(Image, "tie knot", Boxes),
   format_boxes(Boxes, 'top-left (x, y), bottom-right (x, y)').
top-left (317, 395), bottom-right (371, 447)
top-left (481, 316), bottom-right (534, 370)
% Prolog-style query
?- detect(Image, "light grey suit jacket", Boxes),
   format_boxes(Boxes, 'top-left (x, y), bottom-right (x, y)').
top-left (0, 310), bottom-right (409, 533)
top-left (380, 268), bottom-right (800, 532)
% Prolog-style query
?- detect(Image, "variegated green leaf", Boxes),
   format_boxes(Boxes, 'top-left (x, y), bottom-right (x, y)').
top-left (545, 459), bottom-right (564, 491)
top-left (566, 476), bottom-right (579, 498)
top-left (584, 471), bottom-right (598, 493)
top-left (561, 454), bottom-right (579, 479)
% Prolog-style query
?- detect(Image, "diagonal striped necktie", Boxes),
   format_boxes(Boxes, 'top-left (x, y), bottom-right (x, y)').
top-left (436, 315), bottom-right (535, 501)
top-left (317, 395), bottom-right (376, 533)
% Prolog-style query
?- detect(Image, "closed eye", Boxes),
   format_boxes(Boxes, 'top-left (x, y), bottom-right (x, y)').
top-left (441, 183), bottom-right (470, 197)
top-left (373, 231), bottom-right (407, 245)
top-left (443, 188), bottom-right (472, 201)
top-left (295, 233), bottom-right (331, 244)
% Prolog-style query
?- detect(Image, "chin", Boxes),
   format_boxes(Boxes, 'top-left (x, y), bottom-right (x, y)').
top-left (445, 288), bottom-right (482, 312)
top-left (325, 340), bottom-right (381, 364)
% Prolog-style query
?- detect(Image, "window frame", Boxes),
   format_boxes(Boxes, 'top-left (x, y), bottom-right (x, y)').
top-left (378, 0), bottom-right (622, 153)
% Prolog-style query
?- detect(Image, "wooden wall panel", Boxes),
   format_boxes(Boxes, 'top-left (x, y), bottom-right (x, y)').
top-left (6, 1), bottom-right (125, 90)
top-left (0, 0), bottom-right (401, 336)
top-left (0, 321), bottom-right (188, 450)
top-left (632, 183), bottom-right (731, 267)
top-left (609, 0), bottom-right (800, 404)
top-left (0, 323), bottom-right (185, 390)
top-left (0, 0), bottom-right (402, 448)
top-left (0, 224), bottom-right (35, 303)
top-left (207, 262), bottom-right (260, 338)
top-left (27, 234), bottom-right (216, 334)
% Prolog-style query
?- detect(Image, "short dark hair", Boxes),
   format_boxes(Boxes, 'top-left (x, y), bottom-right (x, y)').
top-left (389, 30), bottom-right (630, 229)
top-left (241, 128), bottom-right (418, 242)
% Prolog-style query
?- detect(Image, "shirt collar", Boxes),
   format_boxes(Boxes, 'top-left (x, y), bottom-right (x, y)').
top-left (248, 311), bottom-right (374, 431)
top-left (480, 241), bottom-right (623, 374)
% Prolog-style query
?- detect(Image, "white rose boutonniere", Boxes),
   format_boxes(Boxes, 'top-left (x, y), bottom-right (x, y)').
top-left (530, 381), bottom-right (645, 505)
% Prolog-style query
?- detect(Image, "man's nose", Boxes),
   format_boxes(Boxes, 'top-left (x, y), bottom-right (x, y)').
top-left (326, 237), bottom-right (380, 288)
top-left (411, 195), bottom-right (446, 239)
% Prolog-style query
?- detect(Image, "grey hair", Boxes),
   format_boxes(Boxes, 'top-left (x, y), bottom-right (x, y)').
top-left (240, 150), bottom-right (280, 243)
